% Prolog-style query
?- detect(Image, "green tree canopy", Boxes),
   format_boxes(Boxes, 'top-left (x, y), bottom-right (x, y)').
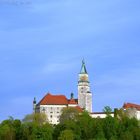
top-left (103, 106), bottom-right (112, 116)
top-left (59, 107), bottom-right (80, 124)
top-left (22, 113), bottom-right (48, 125)
top-left (58, 129), bottom-right (74, 140)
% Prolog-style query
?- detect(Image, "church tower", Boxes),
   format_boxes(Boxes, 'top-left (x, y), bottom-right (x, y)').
top-left (78, 60), bottom-right (92, 112)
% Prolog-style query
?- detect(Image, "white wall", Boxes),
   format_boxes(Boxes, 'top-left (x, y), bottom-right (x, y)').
top-left (136, 111), bottom-right (140, 120)
top-left (90, 113), bottom-right (114, 118)
top-left (39, 105), bottom-right (67, 124)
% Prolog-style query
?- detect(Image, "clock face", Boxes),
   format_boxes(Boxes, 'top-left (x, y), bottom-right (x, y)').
top-left (80, 75), bottom-right (87, 81)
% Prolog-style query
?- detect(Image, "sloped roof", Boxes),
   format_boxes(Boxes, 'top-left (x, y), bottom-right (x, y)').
top-left (38, 93), bottom-right (68, 105)
top-left (74, 106), bottom-right (83, 112)
top-left (80, 60), bottom-right (87, 74)
top-left (123, 103), bottom-right (140, 111)
top-left (68, 98), bottom-right (78, 104)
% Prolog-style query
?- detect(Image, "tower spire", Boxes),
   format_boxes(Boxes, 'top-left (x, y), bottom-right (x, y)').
top-left (80, 60), bottom-right (87, 74)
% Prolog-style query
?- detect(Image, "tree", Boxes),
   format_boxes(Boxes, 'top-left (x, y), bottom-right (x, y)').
top-left (103, 106), bottom-right (112, 116)
top-left (76, 111), bottom-right (94, 140)
top-left (0, 124), bottom-right (15, 140)
top-left (114, 108), bottom-right (127, 120)
top-left (22, 113), bottom-right (53, 140)
top-left (22, 113), bottom-right (48, 125)
top-left (103, 116), bottom-right (118, 140)
top-left (53, 118), bottom-right (81, 140)
top-left (120, 131), bottom-right (134, 140)
top-left (53, 123), bottom-right (65, 140)
top-left (21, 119), bottom-right (53, 140)
top-left (133, 127), bottom-right (140, 140)
top-left (63, 120), bottom-right (81, 140)
top-left (58, 130), bottom-right (74, 140)
top-left (0, 117), bottom-right (15, 140)
top-left (29, 123), bottom-right (53, 140)
top-left (93, 118), bottom-right (106, 140)
top-left (40, 123), bottom-right (53, 140)
top-left (13, 119), bottom-right (22, 140)
top-left (59, 107), bottom-right (79, 124)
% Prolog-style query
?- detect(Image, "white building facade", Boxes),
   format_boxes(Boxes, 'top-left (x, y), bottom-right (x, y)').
top-left (34, 93), bottom-right (80, 124)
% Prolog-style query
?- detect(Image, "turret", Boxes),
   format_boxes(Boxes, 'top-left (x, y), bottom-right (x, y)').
top-left (33, 97), bottom-right (36, 113)
top-left (71, 92), bottom-right (74, 99)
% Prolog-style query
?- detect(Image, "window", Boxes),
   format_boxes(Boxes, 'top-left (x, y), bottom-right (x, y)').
top-left (42, 108), bottom-right (45, 112)
top-left (50, 115), bottom-right (52, 118)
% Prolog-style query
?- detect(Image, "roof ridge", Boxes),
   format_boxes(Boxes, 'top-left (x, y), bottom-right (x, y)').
top-left (123, 102), bottom-right (140, 111)
top-left (37, 93), bottom-right (68, 105)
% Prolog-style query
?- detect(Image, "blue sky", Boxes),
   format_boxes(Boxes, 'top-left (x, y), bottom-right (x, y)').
top-left (0, 0), bottom-right (140, 121)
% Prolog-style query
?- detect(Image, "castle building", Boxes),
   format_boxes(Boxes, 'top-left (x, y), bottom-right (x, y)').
top-left (33, 61), bottom-right (140, 124)
top-left (34, 93), bottom-right (82, 124)
top-left (34, 60), bottom-right (91, 124)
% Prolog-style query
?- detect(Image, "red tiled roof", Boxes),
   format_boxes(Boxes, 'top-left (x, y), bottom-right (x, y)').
top-left (69, 98), bottom-right (78, 104)
top-left (74, 106), bottom-right (83, 112)
top-left (123, 103), bottom-right (140, 111)
top-left (38, 93), bottom-right (68, 105)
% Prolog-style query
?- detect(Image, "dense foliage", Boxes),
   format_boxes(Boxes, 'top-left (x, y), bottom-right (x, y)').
top-left (0, 109), bottom-right (140, 140)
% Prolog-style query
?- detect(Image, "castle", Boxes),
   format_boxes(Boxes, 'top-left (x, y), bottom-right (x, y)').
top-left (33, 60), bottom-right (92, 124)
top-left (33, 61), bottom-right (140, 124)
